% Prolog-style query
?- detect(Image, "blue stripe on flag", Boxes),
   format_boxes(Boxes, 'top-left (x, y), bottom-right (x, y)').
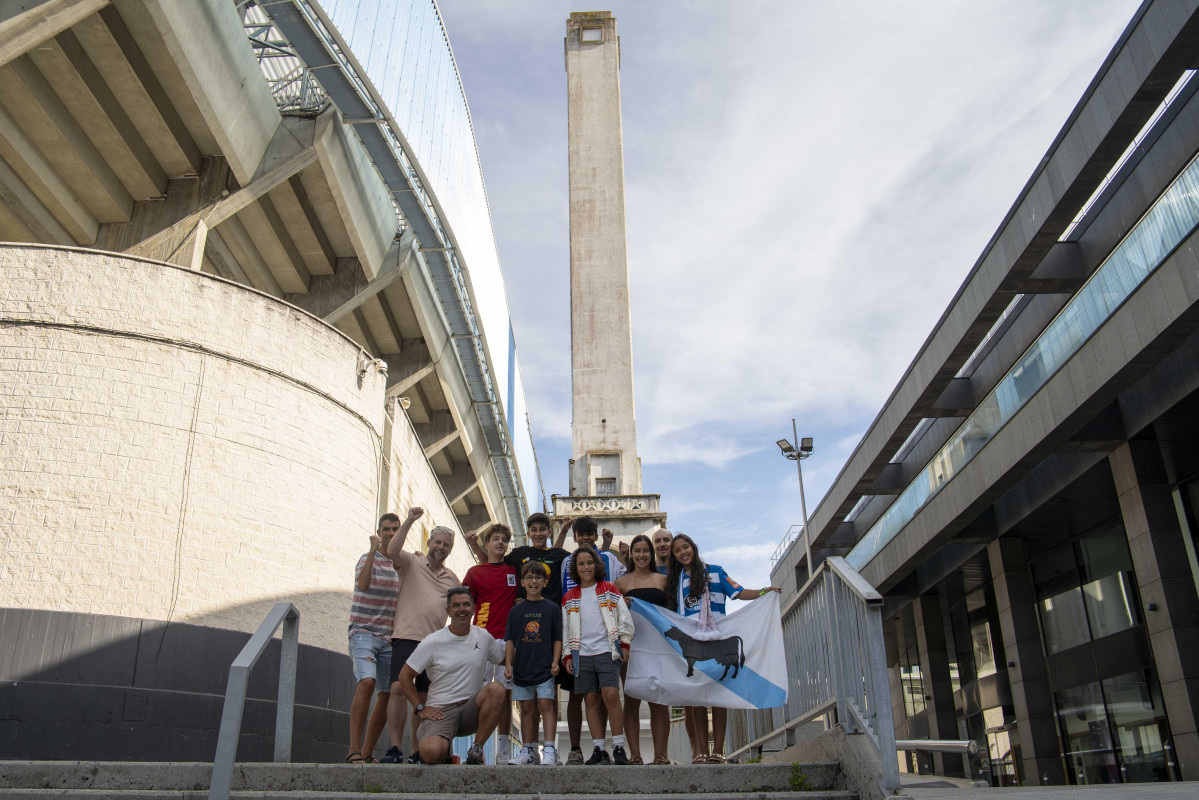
top-left (630, 598), bottom-right (787, 709)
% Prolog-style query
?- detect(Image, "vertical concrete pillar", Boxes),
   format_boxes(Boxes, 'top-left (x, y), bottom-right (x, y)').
top-left (1110, 441), bottom-right (1199, 780)
top-left (913, 594), bottom-right (965, 776)
top-left (564, 11), bottom-right (640, 496)
top-left (988, 537), bottom-right (1065, 785)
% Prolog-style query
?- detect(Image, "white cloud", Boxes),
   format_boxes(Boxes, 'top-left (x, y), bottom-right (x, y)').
top-left (441, 0), bottom-right (1142, 540)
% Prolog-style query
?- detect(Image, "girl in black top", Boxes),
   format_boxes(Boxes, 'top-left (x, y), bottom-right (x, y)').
top-left (615, 534), bottom-right (670, 764)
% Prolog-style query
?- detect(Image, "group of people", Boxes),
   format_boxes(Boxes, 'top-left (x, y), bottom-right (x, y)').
top-left (346, 507), bottom-right (778, 766)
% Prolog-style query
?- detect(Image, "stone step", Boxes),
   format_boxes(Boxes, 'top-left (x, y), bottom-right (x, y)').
top-left (0, 793), bottom-right (860, 800)
top-left (0, 762), bottom-right (844, 795)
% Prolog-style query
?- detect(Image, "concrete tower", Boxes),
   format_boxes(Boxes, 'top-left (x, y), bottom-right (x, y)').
top-left (565, 10), bottom-right (640, 497)
top-left (555, 11), bottom-right (665, 540)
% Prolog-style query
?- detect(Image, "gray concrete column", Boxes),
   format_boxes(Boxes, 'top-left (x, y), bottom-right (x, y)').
top-left (913, 595), bottom-right (965, 777)
top-left (988, 537), bottom-right (1065, 785)
top-left (1110, 441), bottom-right (1199, 781)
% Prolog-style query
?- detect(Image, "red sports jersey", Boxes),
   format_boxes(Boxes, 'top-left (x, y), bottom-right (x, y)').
top-left (462, 561), bottom-right (517, 639)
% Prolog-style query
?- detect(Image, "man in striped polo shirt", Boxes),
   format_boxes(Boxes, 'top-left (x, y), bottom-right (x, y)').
top-left (346, 513), bottom-right (403, 764)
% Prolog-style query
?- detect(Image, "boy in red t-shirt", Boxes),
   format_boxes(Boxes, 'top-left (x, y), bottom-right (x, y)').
top-left (462, 523), bottom-right (517, 763)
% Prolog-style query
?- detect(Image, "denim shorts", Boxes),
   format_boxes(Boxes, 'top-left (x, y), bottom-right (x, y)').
top-left (511, 677), bottom-right (556, 701)
top-left (349, 630), bottom-right (391, 692)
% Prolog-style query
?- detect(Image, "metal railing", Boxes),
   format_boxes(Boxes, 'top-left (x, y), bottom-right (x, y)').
top-left (208, 602), bottom-right (300, 800)
top-left (728, 557), bottom-right (899, 793)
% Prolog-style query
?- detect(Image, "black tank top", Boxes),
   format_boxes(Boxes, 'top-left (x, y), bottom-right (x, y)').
top-left (625, 586), bottom-right (668, 607)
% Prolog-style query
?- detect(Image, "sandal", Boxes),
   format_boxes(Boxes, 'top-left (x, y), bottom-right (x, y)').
top-left (691, 754), bottom-right (710, 764)
top-left (345, 752), bottom-right (364, 764)
top-left (629, 756), bottom-right (644, 765)
top-left (362, 755), bottom-right (378, 764)
top-left (709, 753), bottom-right (727, 764)
top-left (652, 756), bottom-right (671, 765)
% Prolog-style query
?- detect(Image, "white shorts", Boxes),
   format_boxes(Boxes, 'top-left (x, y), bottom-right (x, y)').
top-left (483, 650), bottom-right (512, 690)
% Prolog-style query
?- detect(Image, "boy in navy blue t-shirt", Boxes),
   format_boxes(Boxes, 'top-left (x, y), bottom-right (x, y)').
top-left (504, 561), bottom-right (563, 765)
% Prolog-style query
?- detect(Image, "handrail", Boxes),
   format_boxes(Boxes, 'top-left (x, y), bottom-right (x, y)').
top-left (896, 739), bottom-right (979, 755)
top-left (726, 557), bottom-right (900, 794)
top-left (208, 601), bottom-right (300, 800)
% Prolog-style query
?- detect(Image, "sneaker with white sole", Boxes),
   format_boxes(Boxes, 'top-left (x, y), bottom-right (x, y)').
top-left (465, 743), bottom-right (486, 765)
top-left (507, 745), bottom-right (534, 765)
top-left (541, 744), bottom-right (558, 765)
top-left (566, 747), bottom-right (585, 765)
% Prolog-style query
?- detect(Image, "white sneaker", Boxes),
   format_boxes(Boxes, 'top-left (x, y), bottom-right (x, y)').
top-left (541, 744), bottom-right (558, 765)
top-left (507, 745), bottom-right (534, 765)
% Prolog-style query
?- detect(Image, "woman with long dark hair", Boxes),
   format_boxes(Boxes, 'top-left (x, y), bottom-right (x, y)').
top-left (665, 534), bottom-right (779, 763)
top-left (615, 534), bottom-right (670, 764)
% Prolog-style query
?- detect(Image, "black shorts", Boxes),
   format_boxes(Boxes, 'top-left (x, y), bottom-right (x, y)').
top-left (390, 638), bottom-right (431, 692)
top-left (555, 662), bottom-right (574, 693)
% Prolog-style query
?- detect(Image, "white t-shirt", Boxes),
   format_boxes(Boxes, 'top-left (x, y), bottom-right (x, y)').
top-left (405, 625), bottom-right (505, 707)
top-left (579, 585), bottom-right (609, 656)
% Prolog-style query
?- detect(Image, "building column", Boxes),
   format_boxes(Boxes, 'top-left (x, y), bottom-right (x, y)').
top-left (913, 594), bottom-right (965, 777)
top-left (988, 537), bottom-right (1065, 785)
top-left (1110, 441), bottom-right (1199, 781)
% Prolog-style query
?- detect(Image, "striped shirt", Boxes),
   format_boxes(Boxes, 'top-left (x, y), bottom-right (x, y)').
top-left (349, 552), bottom-right (399, 639)
top-left (676, 564), bottom-right (742, 618)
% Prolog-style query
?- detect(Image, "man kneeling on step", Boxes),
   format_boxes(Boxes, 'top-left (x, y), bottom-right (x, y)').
top-left (397, 586), bottom-right (507, 765)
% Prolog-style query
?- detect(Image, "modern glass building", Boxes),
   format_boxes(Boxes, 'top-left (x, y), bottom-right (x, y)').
top-left (765, 0), bottom-right (1199, 786)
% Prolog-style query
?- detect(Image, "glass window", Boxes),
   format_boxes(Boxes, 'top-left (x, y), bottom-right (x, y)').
top-left (898, 644), bottom-right (926, 718)
top-left (971, 620), bottom-right (997, 678)
top-left (1082, 572), bottom-right (1139, 640)
top-left (1104, 671), bottom-right (1173, 782)
top-left (1078, 523), bottom-right (1133, 583)
top-left (1039, 586), bottom-right (1090, 653)
top-left (1056, 682), bottom-right (1119, 785)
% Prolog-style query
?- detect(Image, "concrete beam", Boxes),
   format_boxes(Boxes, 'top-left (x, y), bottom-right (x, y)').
top-left (0, 55), bottom-right (133, 222)
top-left (1019, 242), bottom-right (1088, 293)
top-left (215, 212), bottom-right (281, 296)
top-left (98, 156), bottom-right (228, 258)
top-left (26, 29), bottom-right (165, 199)
top-left (134, 0), bottom-right (279, 185)
top-left (350, 307), bottom-right (380, 356)
top-left (0, 102), bottom-right (90, 243)
top-left (286, 234), bottom-right (413, 323)
top-left (383, 340), bottom-right (435, 397)
top-left (313, 108), bottom-right (397, 279)
top-left (202, 227), bottom-right (249, 284)
top-left (270, 176), bottom-right (335, 276)
top-left (866, 463), bottom-right (905, 496)
top-left (0, 0), bottom-right (109, 70)
top-left (456, 503), bottom-right (491, 532)
top-left (929, 377), bottom-right (976, 417)
top-left (126, 140), bottom-right (316, 264)
top-left (72, 7), bottom-right (198, 176)
top-left (441, 463), bottom-right (481, 508)
top-left (416, 411), bottom-right (458, 458)
top-left (235, 194), bottom-right (310, 294)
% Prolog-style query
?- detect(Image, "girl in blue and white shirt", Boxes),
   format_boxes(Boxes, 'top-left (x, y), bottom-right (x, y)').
top-left (665, 534), bottom-right (779, 764)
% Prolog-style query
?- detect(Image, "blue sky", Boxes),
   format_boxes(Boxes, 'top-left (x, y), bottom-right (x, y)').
top-left (437, 0), bottom-right (1142, 594)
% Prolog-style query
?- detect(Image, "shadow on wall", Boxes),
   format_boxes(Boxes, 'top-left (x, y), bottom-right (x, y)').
top-left (0, 593), bottom-right (385, 763)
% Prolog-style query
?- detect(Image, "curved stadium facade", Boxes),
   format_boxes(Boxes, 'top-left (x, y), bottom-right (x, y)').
top-left (0, 0), bottom-right (537, 760)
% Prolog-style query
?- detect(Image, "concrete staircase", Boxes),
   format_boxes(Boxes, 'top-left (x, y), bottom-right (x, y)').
top-left (0, 761), bottom-right (857, 799)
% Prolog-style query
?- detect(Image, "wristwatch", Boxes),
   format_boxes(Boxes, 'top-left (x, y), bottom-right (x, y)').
top-left (415, 703), bottom-right (425, 713)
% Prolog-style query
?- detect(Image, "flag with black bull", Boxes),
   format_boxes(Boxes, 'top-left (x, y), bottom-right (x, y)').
top-left (624, 593), bottom-right (788, 709)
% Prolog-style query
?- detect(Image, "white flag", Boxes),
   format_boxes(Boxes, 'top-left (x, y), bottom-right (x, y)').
top-left (624, 593), bottom-right (788, 710)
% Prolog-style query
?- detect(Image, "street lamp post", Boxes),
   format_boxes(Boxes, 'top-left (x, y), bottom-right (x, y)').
top-left (777, 419), bottom-right (814, 578)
